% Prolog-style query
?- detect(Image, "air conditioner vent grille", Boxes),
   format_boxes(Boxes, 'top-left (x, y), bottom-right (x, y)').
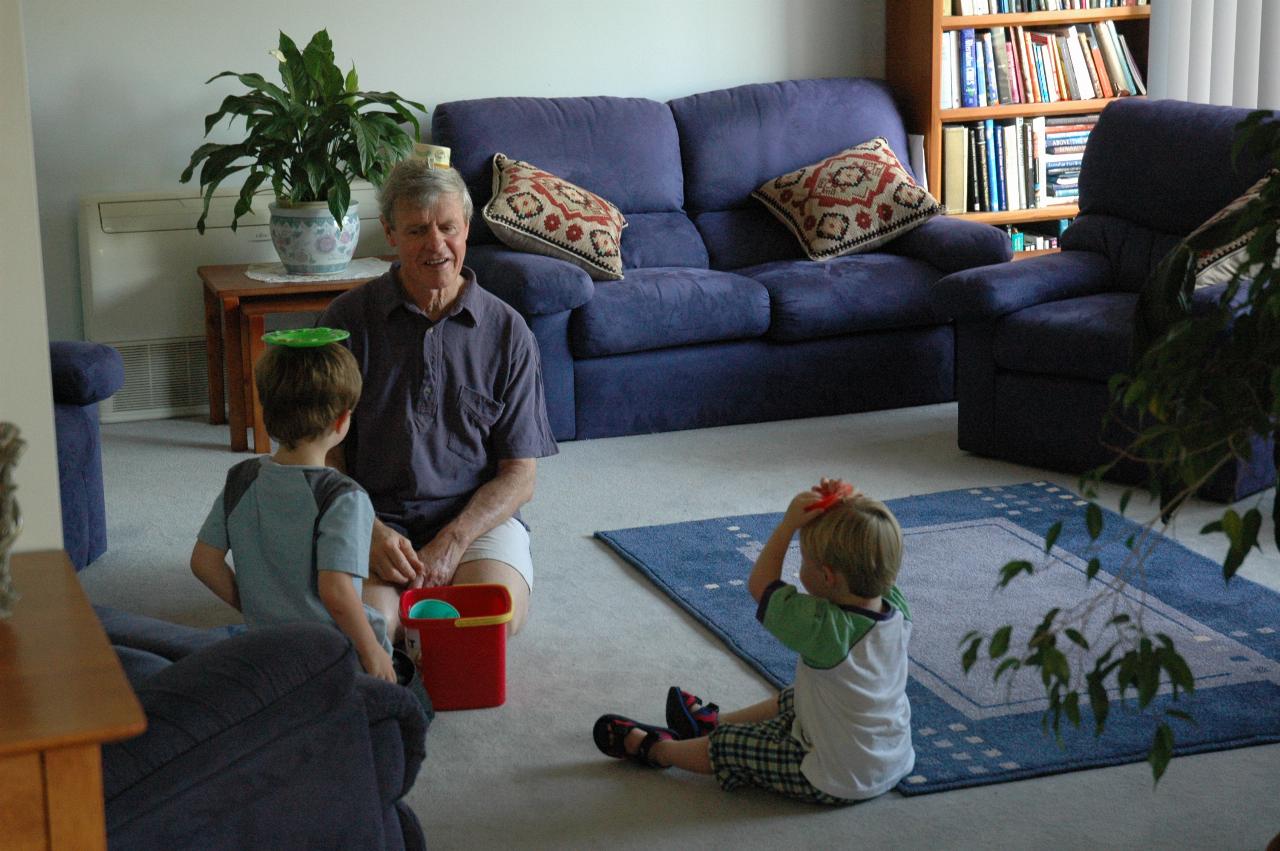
top-left (103, 337), bottom-right (209, 422)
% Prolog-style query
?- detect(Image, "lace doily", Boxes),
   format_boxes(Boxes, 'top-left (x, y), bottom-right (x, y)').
top-left (244, 257), bottom-right (392, 283)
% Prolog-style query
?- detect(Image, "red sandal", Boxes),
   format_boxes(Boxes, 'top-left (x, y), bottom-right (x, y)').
top-left (665, 687), bottom-right (720, 739)
top-left (592, 714), bottom-right (675, 768)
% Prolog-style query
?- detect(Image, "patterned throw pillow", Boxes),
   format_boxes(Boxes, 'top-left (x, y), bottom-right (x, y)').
top-left (481, 153), bottom-right (627, 280)
top-left (1190, 170), bottom-right (1274, 288)
top-left (752, 137), bottom-right (941, 261)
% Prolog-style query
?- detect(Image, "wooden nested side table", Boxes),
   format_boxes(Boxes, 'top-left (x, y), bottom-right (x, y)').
top-left (199, 262), bottom-right (387, 453)
top-left (0, 550), bottom-right (146, 850)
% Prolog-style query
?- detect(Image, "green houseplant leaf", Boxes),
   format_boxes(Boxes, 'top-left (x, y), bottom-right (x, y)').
top-left (964, 110), bottom-right (1280, 785)
top-left (179, 29), bottom-right (424, 233)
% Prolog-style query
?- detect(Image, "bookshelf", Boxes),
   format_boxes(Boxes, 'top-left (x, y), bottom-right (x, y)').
top-left (886, 2), bottom-right (1151, 241)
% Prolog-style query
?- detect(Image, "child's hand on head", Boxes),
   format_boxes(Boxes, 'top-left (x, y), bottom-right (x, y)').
top-left (783, 489), bottom-right (825, 528)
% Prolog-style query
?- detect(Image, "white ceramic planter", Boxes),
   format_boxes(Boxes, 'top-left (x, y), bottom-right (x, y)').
top-left (269, 200), bottom-right (361, 275)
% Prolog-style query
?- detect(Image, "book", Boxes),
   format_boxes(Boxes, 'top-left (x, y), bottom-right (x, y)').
top-left (943, 125), bottom-right (969, 214)
top-left (981, 32), bottom-right (1000, 107)
top-left (975, 31), bottom-right (989, 106)
top-left (1032, 116), bottom-right (1047, 206)
top-left (1003, 30), bottom-right (1024, 103)
top-left (908, 133), bottom-right (928, 189)
top-left (961, 28), bottom-right (980, 108)
top-left (968, 125), bottom-right (984, 212)
top-left (1055, 34), bottom-right (1080, 100)
top-left (988, 117), bottom-right (1005, 211)
top-left (1033, 41), bottom-right (1053, 102)
top-left (1015, 27), bottom-right (1039, 103)
top-left (1119, 34), bottom-right (1147, 95)
top-left (1085, 26), bottom-right (1115, 98)
top-left (1022, 119), bottom-right (1036, 208)
top-left (974, 123), bottom-right (992, 211)
top-left (991, 28), bottom-right (1015, 104)
top-left (1094, 22), bottom-right (1130, 95)
top-left (1003, 122), bottom-right (1023, 210)
top-left (1043, 114), bottom-right (1098, 127)
top-left (1063, 27), bottom-right (1096, 99)
top-left (950, 32), bottom-right (962, 107)
top-left (1077, 31), bottom-right (1107, 99)
top-left (941, 30), bottom-right (954, 109)
top-left (1105, 20), bottom-right (1139, 96)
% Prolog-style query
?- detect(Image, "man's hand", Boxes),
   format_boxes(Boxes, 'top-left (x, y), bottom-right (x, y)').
top-left (370, 519), bottom-right (424, 585)
top-left (414, 530), bottom-right (465, 587)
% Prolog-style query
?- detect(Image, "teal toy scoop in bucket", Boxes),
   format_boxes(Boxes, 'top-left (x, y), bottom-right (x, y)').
top-left (408, 599), bottom-right (460, 620)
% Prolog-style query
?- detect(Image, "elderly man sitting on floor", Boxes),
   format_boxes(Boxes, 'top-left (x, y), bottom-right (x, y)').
top-left (321, 159), bottom-right (558, 637)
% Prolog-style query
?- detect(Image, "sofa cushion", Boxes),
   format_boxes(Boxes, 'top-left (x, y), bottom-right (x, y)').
top-left (669, 78), bottom-right (911, 269)
top-left (433, 95), bottom-right (694, 268)
top-left (994, 292), bottom-right (1137, 381)
top-left (569, 267), bottom-right (770, 358)
top-left (621, 212), bottom-right (709, 270)
top-left (752, 137), bottom-right (940, 261)
top-left (739, 254), bottom-right (943, 342)
top-left (482, 153), bottom-right (627, 280)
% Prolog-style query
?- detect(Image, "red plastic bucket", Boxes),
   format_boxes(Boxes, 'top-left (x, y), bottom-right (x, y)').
top-left (399, 584), bottom-right (512, 710)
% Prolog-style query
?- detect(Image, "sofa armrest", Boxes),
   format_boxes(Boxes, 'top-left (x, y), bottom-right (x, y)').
top-left (104, 624), bottom-right (422, 850)
top-left (884, 216), bottom-right (1013, 273)
top-left (933, 250), bottom-right (1115, 322)
top-left (49, 341), bottom-right (124, 406)
top-left (466, 245), bottom-right (595, 316)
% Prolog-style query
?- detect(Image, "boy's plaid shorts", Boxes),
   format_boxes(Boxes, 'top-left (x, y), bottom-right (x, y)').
top-left (707, 687), bottom-right (856, 806)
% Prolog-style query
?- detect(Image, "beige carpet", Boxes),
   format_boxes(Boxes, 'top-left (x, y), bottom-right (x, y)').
top-left (81, 404), bottom-right (1280, 850)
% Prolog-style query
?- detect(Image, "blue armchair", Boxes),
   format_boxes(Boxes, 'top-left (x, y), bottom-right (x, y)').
top-left (49, 341), bottom-right (123, 569)
top-left (96, 607), bottom-right (429, 850)
top-left (933, 99), bottom-right (1275, 502)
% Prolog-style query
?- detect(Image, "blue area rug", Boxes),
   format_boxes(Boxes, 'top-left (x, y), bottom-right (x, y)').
top-left (595, 482), bottom-right (1280, 795)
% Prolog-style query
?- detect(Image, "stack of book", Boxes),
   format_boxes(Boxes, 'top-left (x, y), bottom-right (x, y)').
top-left (939, 22), bottom-right (1146, 109)
top-left (952, 1), bottom-right (1148, 13)
top-left (1004, 220), bottom-right (1071, 253)
top-left (940, 114), bottom-right (1099, 213)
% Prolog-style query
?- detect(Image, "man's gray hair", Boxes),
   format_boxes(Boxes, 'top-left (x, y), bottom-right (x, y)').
top-left (379, 159), bottom-right (474, 226)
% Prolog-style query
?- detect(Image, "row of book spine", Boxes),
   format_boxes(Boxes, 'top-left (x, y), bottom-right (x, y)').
top-left (1003, 222), bottom-right (1070, 252)
top-left (940, 21), bottom-right (1145, 110)
top-left (941, 113), bottom-right (1098, 214)
top-left (950, 0), bottom-right (1147, 13)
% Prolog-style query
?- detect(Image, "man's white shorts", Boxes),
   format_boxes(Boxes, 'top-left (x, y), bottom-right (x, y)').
top-left (460, 516), bottom-right (533, 591)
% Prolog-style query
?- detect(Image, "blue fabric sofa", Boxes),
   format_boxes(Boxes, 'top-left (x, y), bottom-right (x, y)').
top-left (933, 99), bottom-right (1275, 502)
top-left (433, 78), bottom-right (1011, 441)
top-left (49, 341), bottom-right (123, 569)
top-left (96, 607), bottom-right (429, 850)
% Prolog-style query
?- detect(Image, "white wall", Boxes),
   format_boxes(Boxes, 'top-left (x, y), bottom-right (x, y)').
top-left (1, 0), bottom-right (63, 551)
top-left (22, 0), bottom-right (886, 340)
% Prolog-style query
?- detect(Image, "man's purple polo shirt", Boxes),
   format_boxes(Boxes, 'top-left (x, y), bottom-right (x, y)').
top-left (319, 264), bottom-right (557, 546)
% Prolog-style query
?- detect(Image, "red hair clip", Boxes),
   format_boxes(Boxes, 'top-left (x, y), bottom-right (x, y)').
top-left (804, 482), bottom-right (854, 512)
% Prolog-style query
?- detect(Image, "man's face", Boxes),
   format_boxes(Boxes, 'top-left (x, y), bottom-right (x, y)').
top-left (383, 195), bottom-right (470, 294)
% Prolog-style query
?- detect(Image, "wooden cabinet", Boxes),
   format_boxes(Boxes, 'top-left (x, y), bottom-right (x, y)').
top-left (886, 1), bottom-right (1151, 233)
top-left (0, 551), bottom-right (146, 850)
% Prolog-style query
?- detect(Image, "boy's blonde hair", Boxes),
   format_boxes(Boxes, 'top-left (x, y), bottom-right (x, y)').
top-left (254, 343), bottom-right (361, 448)
top-left (800, 494), bottom-right (903, 598)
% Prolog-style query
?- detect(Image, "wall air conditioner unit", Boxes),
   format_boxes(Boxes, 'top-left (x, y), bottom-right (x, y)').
top-left (79, 186), bottom-right (390, 422)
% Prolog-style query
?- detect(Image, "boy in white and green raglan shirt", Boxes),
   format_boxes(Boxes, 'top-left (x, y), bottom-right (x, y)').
top-left (593, 478), bottom-right (913, 805)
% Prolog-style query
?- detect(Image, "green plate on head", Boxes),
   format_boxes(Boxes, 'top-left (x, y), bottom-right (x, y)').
top-left (261, 327), bottom-right (350, 347)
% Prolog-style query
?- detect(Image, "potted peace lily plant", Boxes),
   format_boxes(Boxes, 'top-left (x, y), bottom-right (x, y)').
top-left (180, 30), bottom-right (424, 274)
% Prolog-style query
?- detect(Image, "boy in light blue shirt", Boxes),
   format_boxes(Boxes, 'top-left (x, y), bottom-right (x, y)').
top-left (191, 333), bottom-right (395, 681)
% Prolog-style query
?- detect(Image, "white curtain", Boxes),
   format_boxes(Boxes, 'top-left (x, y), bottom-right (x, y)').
top-left (1148, 0), bottom-right (1280, 108)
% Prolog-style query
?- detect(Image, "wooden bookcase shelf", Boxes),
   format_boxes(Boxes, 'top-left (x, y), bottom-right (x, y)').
top-left (886, 1), bottom-right (1151, 237)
